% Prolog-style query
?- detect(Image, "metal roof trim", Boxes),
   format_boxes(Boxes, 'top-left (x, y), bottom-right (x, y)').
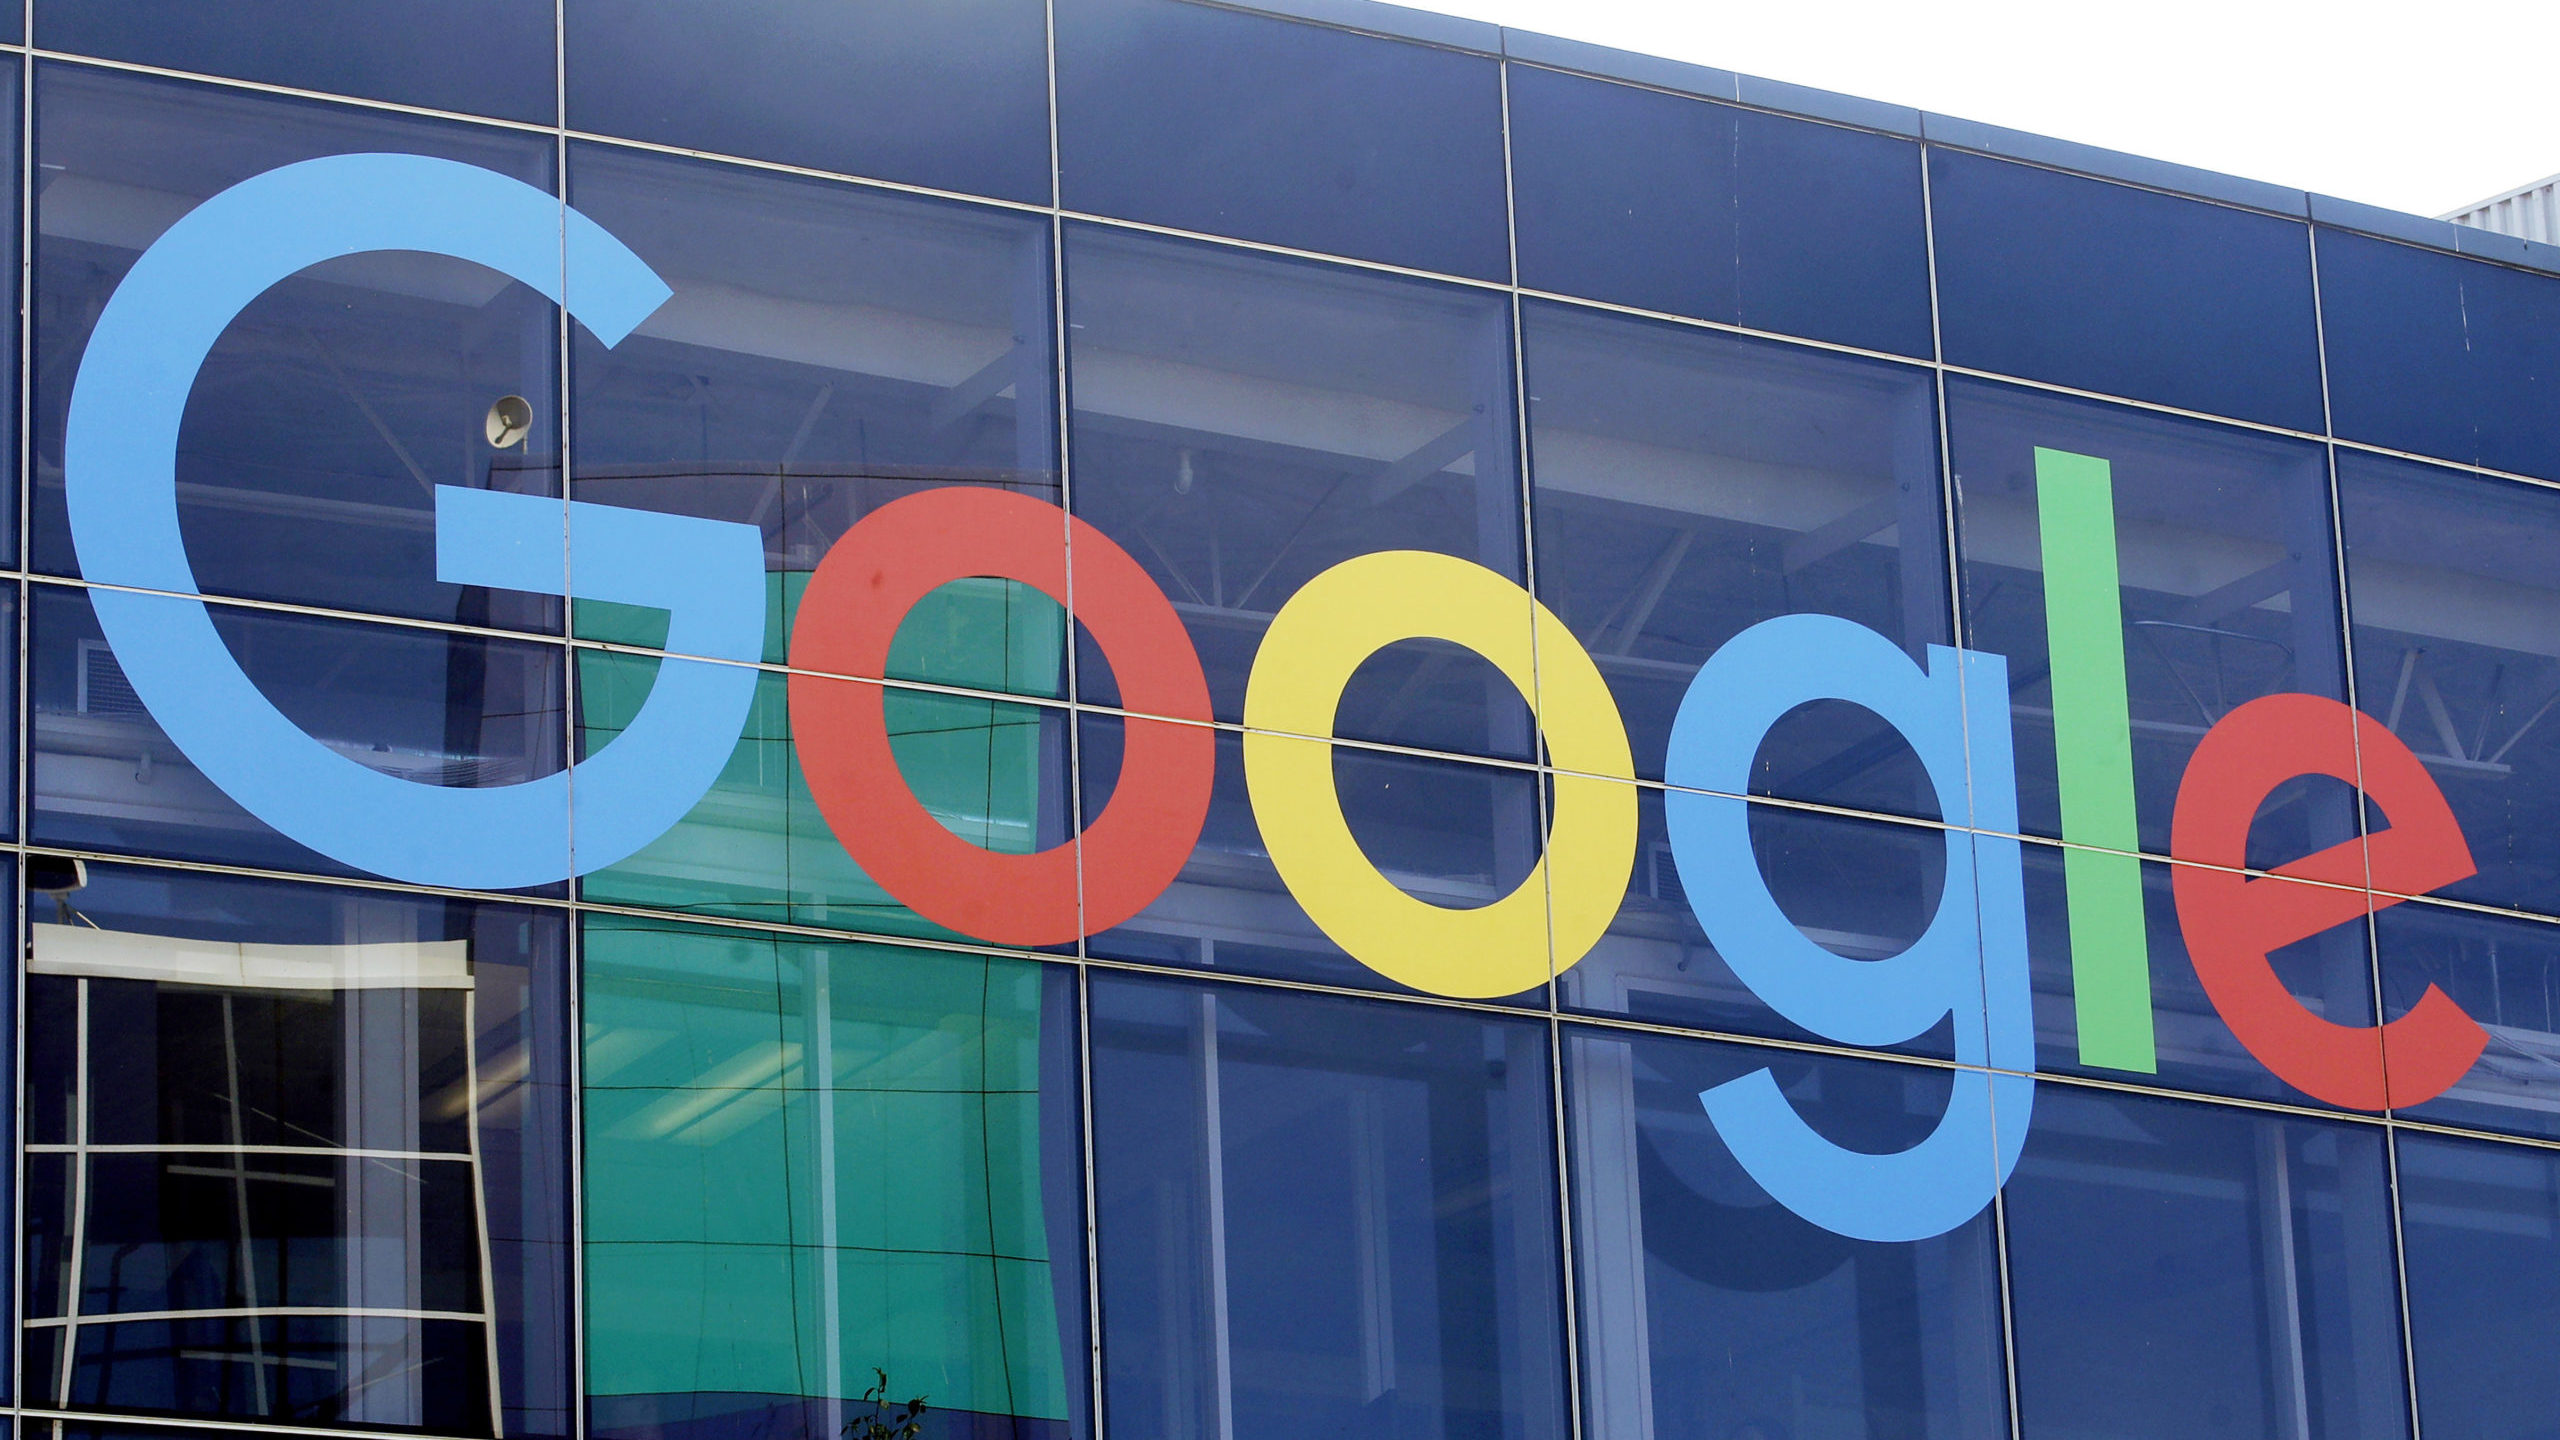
top-left (1498, 28), bottom-right (1739, 101)
top-left (1199, 0), bottom-right (2558, 282)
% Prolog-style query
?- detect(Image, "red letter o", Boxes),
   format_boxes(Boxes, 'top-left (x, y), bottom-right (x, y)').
top-left (787, 488), bottom-right (1212, 946)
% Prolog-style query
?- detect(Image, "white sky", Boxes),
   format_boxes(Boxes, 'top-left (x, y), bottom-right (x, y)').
top-left (1417, 0), bottom-right (2560, 219)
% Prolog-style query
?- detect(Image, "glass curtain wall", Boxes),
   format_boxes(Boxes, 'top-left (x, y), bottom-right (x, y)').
top-left (6, 7), bottom-right (2560, 1440)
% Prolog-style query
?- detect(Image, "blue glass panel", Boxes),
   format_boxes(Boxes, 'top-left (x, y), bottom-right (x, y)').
top-left (2336, 449), bottom-right (2560, 915)
top-left (2397, 1131), bottom-right (2560, 1440)
top-left (565, 141), bottom-right (1059, 669)
top-left (1089, 974), bottom-right (1567, 1440)
top-left (1949, 378), bottom-right (2352, 853)
top-left (581, 919), bottom-right (1089, 1440)
top-left (2374, 899), bottom-right (2560, 1139)
top-left (18, 862), bottom-right (572, 1435)
top-left (1055, 0), bottom-right (1509, 281)
top-left (1931, 150), bottom-right (2323, 431)
top-left (1524, 300), bottom-right (1946, 800)
top-left (0, 64), bottom-right (22, 569)
top-left (1563, 1027), bottom-right (2008, 1439)
top-left (2003, 1087), bottom-right (2408, 1440)
top-left (29, 584), bottom-right (567, 887)
top-left (1509, 66), bottom-right (1931, 355)
top-left (2020, 844), bottom-right (2377, 1106)
top-left (1563, 790), bottom-right (1965, 1061)
top-left (0, 856), bottom-right (13, 1405)
top-left (0, 585), bottom-right (19, 842)
top-left (33, 65), bottom-right (561, 631)
top-left (39, 0), bottom-right (553, 123)
top-left (1064, 226), bottom-right (1529, 752)
top-left (1082, 715), bottom-right (1547, 1004)
top-left (564, 0), bottom-right (1050, 205)
top-left (2321, 228), bottom-right (2560, 482)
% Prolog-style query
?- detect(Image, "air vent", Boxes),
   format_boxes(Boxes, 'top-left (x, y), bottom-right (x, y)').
top-left (75, 640), bottom-right (145, 717)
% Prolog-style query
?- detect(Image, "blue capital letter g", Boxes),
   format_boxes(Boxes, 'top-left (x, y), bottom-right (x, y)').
top-left (63, 152), bottom-right (763, 889)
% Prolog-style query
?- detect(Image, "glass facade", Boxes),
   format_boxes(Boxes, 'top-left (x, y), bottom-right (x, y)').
top-left (4, 5), bottom-right (2560, 1440)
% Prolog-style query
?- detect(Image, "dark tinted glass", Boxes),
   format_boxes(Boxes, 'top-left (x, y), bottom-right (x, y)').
top-left (1509, 66), bottom-right (1931, 356)
top-left (1089, 975), bottom-right (1567, 1440)
top-left (0, 65), bottom-right (22, 568)
top-left (0, 857), bottom-right (12, 1403)
top-left (1950, 378), bottom-right (2352, 853)
top-left (1082, 717), bottom-right (1547, 1003)
top-left (40, 0), bottom-right (553, 123)
top-left (1563, 1028), bottom-right (2009, 1439)
top-left (2336, 450), bottom-right (2560, 915)
top-left (1524, 300), bottom-right (1946, 800)
top-left (34, 66), bottom-right (562, 631)
top-left (2022, 844), bottom-right (2379, 1107)
top-left (29, 584), bottom-right (567, 884)
top-left (2374, 900), bottom-right (2560, 1139)
top-left (1063, 226), bottom-right (1529, 750)
top-left (20, 863), bottom-right (571, 1435)
top-left (565, 0), bottom-right (1050, 205)
top-left (1055, 0), bottom-right (1509, 281)
top-left (1564, 792), bottom-right (1966, 1060)
top-left (565, 141), bottom-right (1059, 669)
top-left (2397, 1132), bottom-right (2560, 1440)
top-left (1931, 150), bottom-right (2323, 431)
top-left (2321, 227), bottom-right (2560, 482)
top-left (581, 919), bottom-right (1089, 1440)
top-left (2003, 1087), bottom-right (2409, 1440)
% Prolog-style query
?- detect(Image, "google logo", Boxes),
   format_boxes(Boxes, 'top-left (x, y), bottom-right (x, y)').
top-left (62, 153), bottom-right (2495, 1248)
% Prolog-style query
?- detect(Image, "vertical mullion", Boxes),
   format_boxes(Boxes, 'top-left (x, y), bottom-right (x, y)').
top-left (13, 17), bottom-right (31, 1422)
top-left (553, 0), bottom-right (584, 1431)
top-left (1920, 138), bottom-right (2029, 1440)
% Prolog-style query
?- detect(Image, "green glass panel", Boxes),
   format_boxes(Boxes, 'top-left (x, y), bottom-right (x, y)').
top-left (582, 918), bottom-right (1070, 1422)
top-left (584, 1241), bottom-right (827, 1399)
top-left (576, 571), bottom-right (1063, 931)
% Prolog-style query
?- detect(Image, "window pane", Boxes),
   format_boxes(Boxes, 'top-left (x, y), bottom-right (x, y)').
top-left (34, 65), bottom-right (562, 631)
top-left (1564, 1027), bottom-right (2009, 1439)
top-left (1064, 226), bottom-right (1529, 752)
top-left (1525, 300), bottom-right (1947, 801)
top-left (1083, 717), bottom-right (1547, 1001)
top-left (581, 919), bottom-right (1089, 1440)
top-left (1931, 150), bottom-right (2323, 431)
top-left (578, 663), bottom-right (1074, 948)
top-left (2002, 1087), bottom-right (2409, 1440)
top-left (1055, 0), bottom-right (1509, 281)
top-left (565, 0), bottom-right (1051, 204)
top-left (565, 141), bottom-right (1061, 677)
top-left (2321, 228), bottom-right (2560, 483)
top-left (2396, 1132), bottom-right (2560, 1440)
top-left (2374, 899), bottom-right (2560, 1139)
top-left (0, 65), bottom-right (23, 569)
top-left (2021, 845), bottom-right (2379, 1107)
top-left (1509, 66), bottom-right (1931, 356)
top-left (18, 863), bottom-right (571, 1435)
top-left (1950, 378), bottom-right (2352, 853)
top-left (1089, 975), bottom-right (1567, 1440)
top-left (2337, 450), bottom-right (2560, 915)
top-left (39, 0), bottom-right (555, 123)
top-left (30, 584), bottom-right (567, 885)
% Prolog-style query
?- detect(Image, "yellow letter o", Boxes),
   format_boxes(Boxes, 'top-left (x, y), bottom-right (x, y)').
top-left (1241, 550), bottom-right (1635, 999)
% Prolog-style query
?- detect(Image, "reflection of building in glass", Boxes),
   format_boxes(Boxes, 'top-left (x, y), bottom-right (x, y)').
top-left (25, 920), bottom-right (504, 1433)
